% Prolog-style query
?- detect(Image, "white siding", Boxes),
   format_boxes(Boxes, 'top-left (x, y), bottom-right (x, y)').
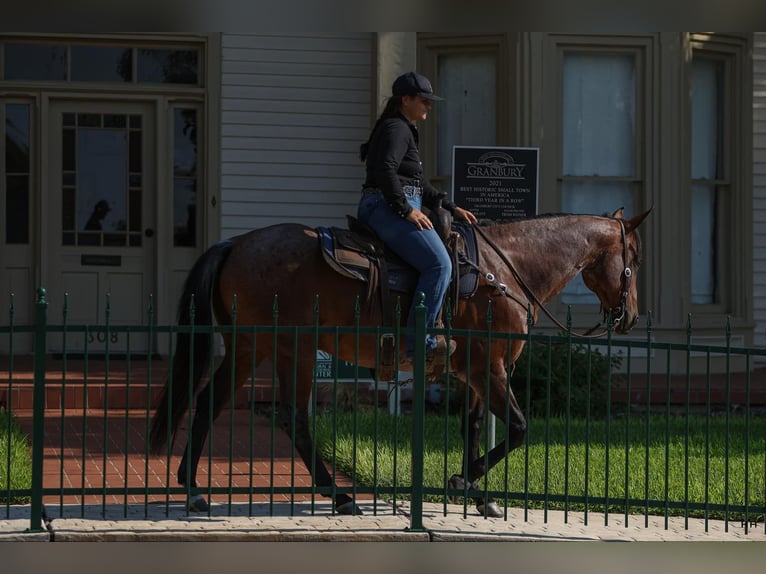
top-left (755, 32), bottom-right (766, 358)
top-left (220, 33), bottom-right (373, 238)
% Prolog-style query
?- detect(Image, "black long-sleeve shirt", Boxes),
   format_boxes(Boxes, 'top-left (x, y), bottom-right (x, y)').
top-left (362, 112), bottom-right (456, 219)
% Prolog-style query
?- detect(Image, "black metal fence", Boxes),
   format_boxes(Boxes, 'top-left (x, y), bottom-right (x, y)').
top-left (2, 288), bottom-right (765, 534)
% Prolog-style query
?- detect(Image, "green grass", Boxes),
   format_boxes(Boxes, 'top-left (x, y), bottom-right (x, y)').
top-left (0, 409), bottom-right (33, 504)
top-left (312, 410), bottom-right (766, 520)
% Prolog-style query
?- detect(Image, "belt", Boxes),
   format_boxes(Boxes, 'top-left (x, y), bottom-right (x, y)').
top-left (361, 186), bottom-right (423, 197)
top-left (402, 185), bottom-right (422, 198)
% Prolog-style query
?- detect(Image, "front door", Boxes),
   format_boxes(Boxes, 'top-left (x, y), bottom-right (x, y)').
top-left (45, 99), bottom-right (156, 353)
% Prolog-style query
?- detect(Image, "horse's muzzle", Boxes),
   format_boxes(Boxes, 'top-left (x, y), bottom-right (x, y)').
top-left (615, 313), bottom-right (639, 333)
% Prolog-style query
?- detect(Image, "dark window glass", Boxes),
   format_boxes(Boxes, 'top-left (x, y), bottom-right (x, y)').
top-left (6, 175), bottom-right (29, 243)
top-left (4, 43), bottom-right (67, 80)
top-left (71, 46), bottom-right (132, 82)
top-left (174, 109), bottom-right (197, 177)
top-left (104, 114), bottom-right (127, 128)
top-left (137, 49), bottom-right (198, 84)
top-left (5, 103), bottom-right (31, 244)
top-left (129, 188), bottom-right (142, 232)
top-left (5, 104), bottom-right (30, 172)
top-left (173, 108), bottom-right (198, 247)
top-left (62, 187), bottom-right (75, 230)
top-left (129, 130), bottom-right (142, 172)
top-left (63, 113), bottom-right (76, 127)
top-left (77, 113), bottom-right (101, 127)
top-left (62, 128), bottom-right (76, 171)
top-left (129, 115), bottom-right (142, 129)
top-left (173, 179), bottom-right (196, 247)
top-left (103, 233), bottom-right (126, 246)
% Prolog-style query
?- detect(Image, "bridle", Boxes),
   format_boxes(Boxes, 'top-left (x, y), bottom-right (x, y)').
top-left (469, 219), bottom-right (634, 339)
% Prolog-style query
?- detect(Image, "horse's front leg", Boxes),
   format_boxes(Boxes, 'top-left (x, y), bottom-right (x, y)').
top-left (454, 362), bottom-right (527, 518)
top-left (448, 393), bottom-right (504, 518)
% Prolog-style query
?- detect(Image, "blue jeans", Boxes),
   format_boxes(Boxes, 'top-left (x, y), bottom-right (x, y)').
top-left (357, 193), bottom-right (452, 356)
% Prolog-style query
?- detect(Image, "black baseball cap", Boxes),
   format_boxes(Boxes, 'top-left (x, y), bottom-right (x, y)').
top-left (391, 72), bottom-right (444, 101)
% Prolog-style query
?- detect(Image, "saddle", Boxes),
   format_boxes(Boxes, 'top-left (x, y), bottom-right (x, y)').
top-left (318, 209), bottom-right (478, 307)
top-left (316, 207), bottom-right (480, 376)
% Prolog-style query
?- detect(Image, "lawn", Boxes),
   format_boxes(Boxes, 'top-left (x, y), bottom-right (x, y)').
top-left (0, 408), bottom-right (33, 504)
top-left (312, 410), bottom-right (766, 520)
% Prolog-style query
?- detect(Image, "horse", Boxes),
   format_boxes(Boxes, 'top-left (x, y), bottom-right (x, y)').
top-left (148, 207), bottom-right (651, 517)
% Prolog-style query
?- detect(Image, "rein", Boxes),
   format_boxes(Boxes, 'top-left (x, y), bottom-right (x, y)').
top-left (470, 219), bottom-right (633, 339)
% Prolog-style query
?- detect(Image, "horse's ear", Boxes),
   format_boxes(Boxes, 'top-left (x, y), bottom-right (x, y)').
top-left (611, 207), bottom-right (625, 219)
top-left (624, 206), bottom-right (653, 234)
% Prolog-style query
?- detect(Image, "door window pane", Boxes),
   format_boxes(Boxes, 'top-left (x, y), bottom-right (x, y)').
top-left (61, 113), bottom-right (143, 248)
top-left (436, 53), bottom-right (496, 176)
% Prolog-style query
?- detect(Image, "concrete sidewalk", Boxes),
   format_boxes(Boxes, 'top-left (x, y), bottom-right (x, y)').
top-left (2, 500), bottom-right (764, 542)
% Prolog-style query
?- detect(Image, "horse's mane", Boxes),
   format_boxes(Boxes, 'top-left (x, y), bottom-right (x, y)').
top-left (476, 212), bottom-right (580, 227)
top-left (476, 211), bottom-right (643, 263)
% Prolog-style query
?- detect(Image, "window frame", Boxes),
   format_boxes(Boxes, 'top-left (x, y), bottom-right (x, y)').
top-left (542, 34), bottom-right (653, 327)
top-left (688, 34), bottom-right (751, 325)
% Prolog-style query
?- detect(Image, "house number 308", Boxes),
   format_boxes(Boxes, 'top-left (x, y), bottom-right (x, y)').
top-left (88, 332), bottom-right (120, 344)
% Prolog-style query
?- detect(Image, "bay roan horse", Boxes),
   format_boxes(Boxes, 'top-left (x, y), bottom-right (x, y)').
top-left (149, 207), bottom-right (650, 517)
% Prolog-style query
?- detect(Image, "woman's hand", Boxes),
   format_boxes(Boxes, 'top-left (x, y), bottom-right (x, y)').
top-left (406, 208), bottom-right (433, 230)
top-left (453, 207), bottom-right (479, 224)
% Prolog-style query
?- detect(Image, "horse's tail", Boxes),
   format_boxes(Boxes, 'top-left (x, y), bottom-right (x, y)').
top-left (148, 239), bottom-right (234, 456)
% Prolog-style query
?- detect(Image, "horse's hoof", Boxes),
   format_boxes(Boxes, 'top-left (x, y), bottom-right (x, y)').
top-left (477, 501), bottom-right (503, 518)
top-left (188, 494), bottom-right (209, 512)
top-left (336, 500), bottom-right (363, 515)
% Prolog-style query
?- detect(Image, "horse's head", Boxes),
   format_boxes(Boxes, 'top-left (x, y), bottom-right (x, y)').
top-left (581, 207), bottom-right (652, 334)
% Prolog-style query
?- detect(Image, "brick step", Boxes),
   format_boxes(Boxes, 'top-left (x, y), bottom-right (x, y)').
top-left (0, 357), bottom-right (392, 411)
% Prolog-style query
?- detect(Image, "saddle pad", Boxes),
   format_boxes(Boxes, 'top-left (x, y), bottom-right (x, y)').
top-left (317, 226), bottom-right (367, 281)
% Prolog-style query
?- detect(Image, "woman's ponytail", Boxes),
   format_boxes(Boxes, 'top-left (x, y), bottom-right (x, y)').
top-left (359, 96), bottom-right (402, 162)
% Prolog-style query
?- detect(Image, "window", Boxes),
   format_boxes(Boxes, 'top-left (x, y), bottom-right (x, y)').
top-left (2, 42), bottom-right (200, 85)
top-left (690, 50), bottom-right (730, 307)
top-left (559, 48), bottom-right (642, 304)
top-left (686, 34), bottom-right (751, 324)
top-left (542, 33), bottom-right (752, 333)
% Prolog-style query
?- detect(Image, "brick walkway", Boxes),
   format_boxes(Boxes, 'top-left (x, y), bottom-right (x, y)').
top-left (12, 407), bottom-right (357, 512)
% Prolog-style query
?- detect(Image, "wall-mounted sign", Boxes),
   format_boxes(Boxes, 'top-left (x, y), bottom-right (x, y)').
top-left (452, 146), bottom-right (539, 222)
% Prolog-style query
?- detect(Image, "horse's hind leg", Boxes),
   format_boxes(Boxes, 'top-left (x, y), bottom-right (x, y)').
top-left (276, 349), bottom-right (362, 515)
top-left (177, 347), bottom-right (246, 512)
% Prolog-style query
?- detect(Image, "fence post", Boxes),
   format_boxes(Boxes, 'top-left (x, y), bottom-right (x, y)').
top-left (29, 287), bottom-right (48, 532)
top-left (409, 292), bottom-right (427, 532)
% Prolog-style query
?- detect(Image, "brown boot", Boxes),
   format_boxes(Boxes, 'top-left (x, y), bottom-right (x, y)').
top-left (427, 336), bottom-right (457, 368)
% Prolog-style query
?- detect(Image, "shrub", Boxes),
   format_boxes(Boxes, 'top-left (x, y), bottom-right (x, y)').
top-left (511, 336), bottom-right (622, 419)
